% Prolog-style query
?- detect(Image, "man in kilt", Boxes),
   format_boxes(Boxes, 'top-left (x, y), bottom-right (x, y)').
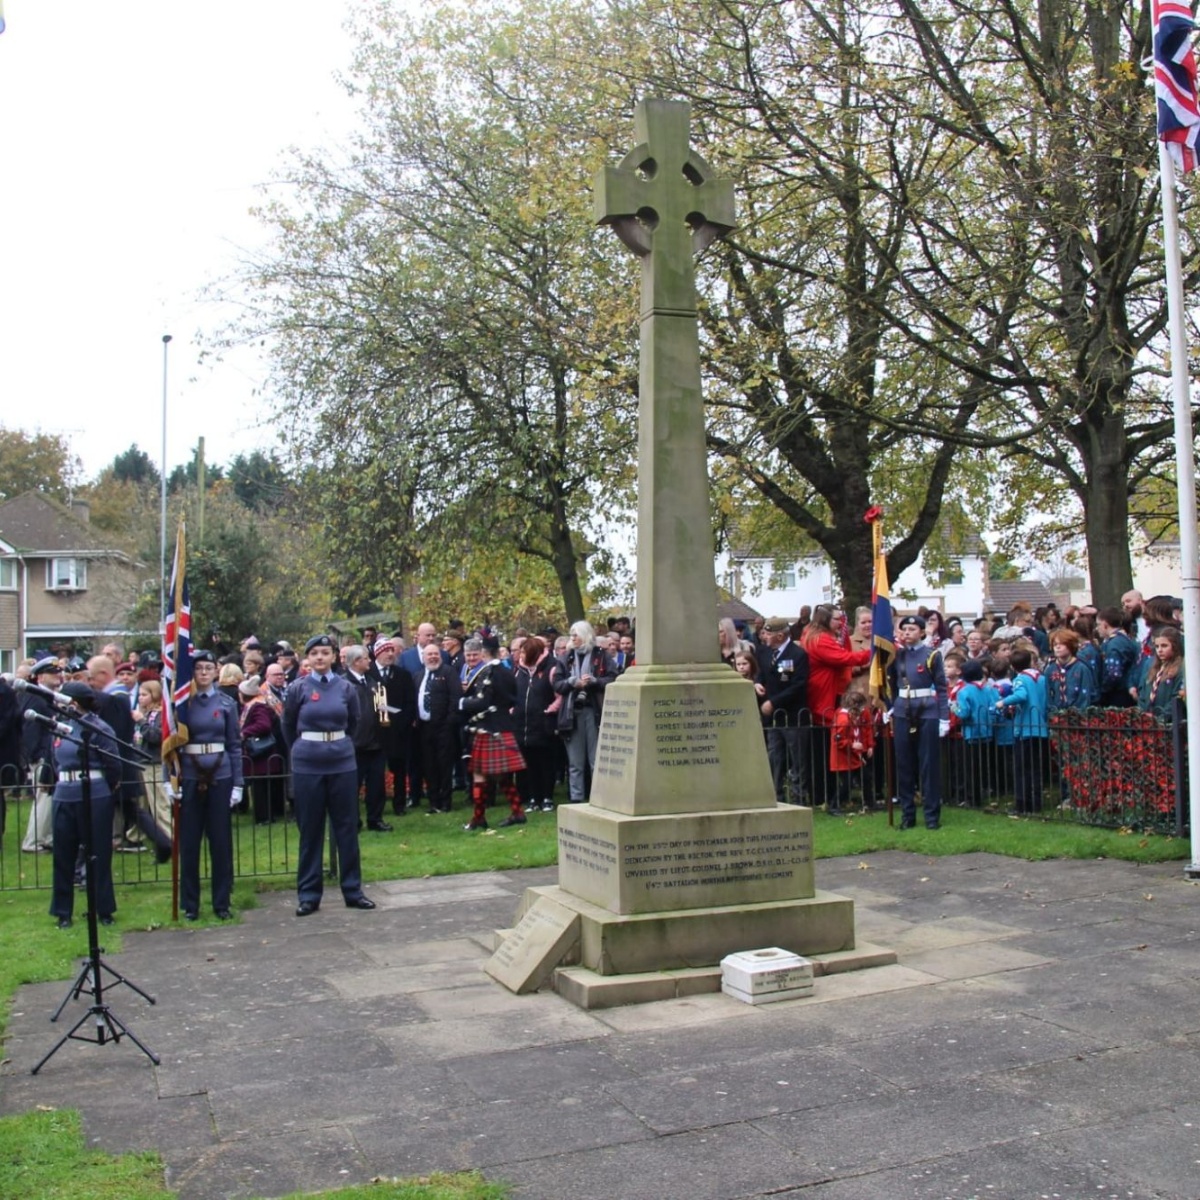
top-left (460, 634), bottom-right (526, 831)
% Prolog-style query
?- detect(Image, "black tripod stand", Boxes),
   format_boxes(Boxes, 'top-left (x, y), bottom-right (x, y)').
top-left (32, 719), bottom-right (159, 1074)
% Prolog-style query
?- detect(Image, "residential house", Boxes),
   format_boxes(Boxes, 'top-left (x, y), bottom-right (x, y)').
top-left (717, 528), bottom-right (989, 620)
top-left (0, 492), bottom-right (144, 670)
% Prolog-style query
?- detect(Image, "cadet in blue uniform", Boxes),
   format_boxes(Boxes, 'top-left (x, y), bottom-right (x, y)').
top-left (49, 682), bottom-right (122, 929)
top-left (180, 651), bottom-right (243, 920)
top-left (885, 615), bottom-right (950, 830)
top-left (283, 635), bottom-right (375, 917)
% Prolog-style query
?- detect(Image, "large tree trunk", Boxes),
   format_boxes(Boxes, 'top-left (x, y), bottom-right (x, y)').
top-left (548, 518), bottom-right (586, 625)
top-left (1082, 457), bottom-right (1134, 606)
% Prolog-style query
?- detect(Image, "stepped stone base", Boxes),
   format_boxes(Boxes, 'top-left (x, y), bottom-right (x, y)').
top-left (553, 942), bottom-right (897, 1009)
top-left (506, 883), bottom-right (855, 977)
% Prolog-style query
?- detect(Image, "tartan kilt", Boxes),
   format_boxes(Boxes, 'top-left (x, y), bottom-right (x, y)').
top-left (469, 730), bottom-right (527, 775)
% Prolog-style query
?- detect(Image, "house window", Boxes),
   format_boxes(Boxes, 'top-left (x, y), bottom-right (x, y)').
top-left (0, 650), bottom-right (12, 674)
top-left (46, 557), bottom-right (87, 591)
top-left (0, 559), bottom-right (15, 590)
top-left (769, 564), bottom-right (798, 590)
top-left (933, 560), bottom-right (964, 587)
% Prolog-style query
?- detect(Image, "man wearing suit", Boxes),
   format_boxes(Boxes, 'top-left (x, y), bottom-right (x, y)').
top-left (344, 646), bottom-right (390, 832)
top-left (370, 635), bottom-right (417, 815)
top-left (400, 624), bottom-right (440, 806)
top-left (755, 617), bottom-right (811, 806)
top-left (412, 640), bottom-right (460, 814)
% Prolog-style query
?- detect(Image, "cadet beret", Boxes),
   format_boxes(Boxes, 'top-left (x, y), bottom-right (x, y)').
top-left (61, 681), bottom-right (96, 708)
top-left (192, 650), bottom-right (216, 665)
top-left (762, 617), bottom-right (791, 633)
top-left (305, 634), bottom-right (334, 653)
top-left (898, 615), bottom-right (926, 631)
top-left (115, 661), bottom-right (136, 675)
top-left (31, 657), bottom-right (62, 676)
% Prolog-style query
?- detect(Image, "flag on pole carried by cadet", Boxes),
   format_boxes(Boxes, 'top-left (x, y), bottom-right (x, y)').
top-left (865, 506), bottom-right (894, 700)
top-left (161, 521), bottom-right (192, 765)
top-left (1154, 0), bottom-right (1200, 174)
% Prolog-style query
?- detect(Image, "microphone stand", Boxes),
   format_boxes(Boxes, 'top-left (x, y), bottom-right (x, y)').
top-left (32, 720), bottom-right (159, 1074)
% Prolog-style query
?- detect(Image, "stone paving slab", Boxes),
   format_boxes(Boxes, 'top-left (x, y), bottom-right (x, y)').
top-left (2, 852), bottom-right (1198, 1200)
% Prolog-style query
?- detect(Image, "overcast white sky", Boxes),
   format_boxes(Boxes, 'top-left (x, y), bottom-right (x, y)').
top-left (0, 1), bottom-right (361, 481)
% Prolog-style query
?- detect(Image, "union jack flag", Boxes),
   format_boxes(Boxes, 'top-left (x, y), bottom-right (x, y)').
top-left (1155, 0), bottom-right (1200, 174)
top-left (161, 521), bottom-right (192, 762)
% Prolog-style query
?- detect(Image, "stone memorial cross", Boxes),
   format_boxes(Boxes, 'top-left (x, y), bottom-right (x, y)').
top-left (594, 99), bottom-right (735, 666)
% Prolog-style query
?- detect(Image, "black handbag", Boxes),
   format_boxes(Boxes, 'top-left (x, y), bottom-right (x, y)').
top-left (555, 688), bottom-right (577, 734)
top-left (245, 733), bottom-right (277, 760)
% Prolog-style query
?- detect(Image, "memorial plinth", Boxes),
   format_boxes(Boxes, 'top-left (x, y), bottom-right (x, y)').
top-left (484, 99), bottom-right (865, 1006)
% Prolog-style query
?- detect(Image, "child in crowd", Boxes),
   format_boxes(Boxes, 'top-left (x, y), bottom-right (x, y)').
top-left (829, 687), bottom-right (875, 814)
top-left (942, 650), bottom-right (966, 805)
top-left (989, 657), bottom-right (1016, 798)
top-left (734, 651), bottom-right (770, 730)
top-left (996, 646), bottom-right (1049, 814)
top-left (952, 658), bottom-right (994, 807)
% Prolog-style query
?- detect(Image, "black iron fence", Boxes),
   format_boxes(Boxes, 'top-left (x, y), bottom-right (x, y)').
top-left (0, 703), bottom-right (1188, 891)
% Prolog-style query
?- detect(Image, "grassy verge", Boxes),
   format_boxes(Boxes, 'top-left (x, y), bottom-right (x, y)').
top-left (0, 1109), bottom-right (504, 1200)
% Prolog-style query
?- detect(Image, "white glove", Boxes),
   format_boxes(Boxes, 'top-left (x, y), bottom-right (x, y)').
top-left (230, 786), bottom-right (243, 808)
top-left (167, 785), bottom-right (182, 802)
top-left (938, 719), bottom-right (950, 738)
top-left (881, 709), bottom-right (892, 725)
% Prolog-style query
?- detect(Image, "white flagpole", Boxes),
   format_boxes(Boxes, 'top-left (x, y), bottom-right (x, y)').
top-left (1157, 142), bottom-right (1200, 876)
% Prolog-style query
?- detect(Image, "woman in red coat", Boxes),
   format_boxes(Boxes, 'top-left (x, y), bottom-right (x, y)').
top-left (239, 676), bottom-right (286, 825)
top-left (802, 605), bottom-right (871, 809)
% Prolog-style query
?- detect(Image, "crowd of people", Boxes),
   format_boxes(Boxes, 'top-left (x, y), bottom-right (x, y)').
top-left (733, 589), bottom-right (1186, 832)
top-left (0, 588), bottom-right (1183, 921)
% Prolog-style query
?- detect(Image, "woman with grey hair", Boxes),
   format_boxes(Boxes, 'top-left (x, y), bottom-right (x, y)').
top-left (551, 620), bottom-right (617, 803)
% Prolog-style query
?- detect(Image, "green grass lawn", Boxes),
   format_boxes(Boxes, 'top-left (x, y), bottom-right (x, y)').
top-left (0, 796), bottom-right (1188, 1199)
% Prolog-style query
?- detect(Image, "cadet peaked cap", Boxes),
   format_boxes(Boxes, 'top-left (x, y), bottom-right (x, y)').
top-left (898, 615), bottom-right (926, 631)
top-left (762, 617), bottom-right (791, 633)
top-left (31, 657), bottom-right (62, 675)
top-left (305, 634), bottom-right (334, 653)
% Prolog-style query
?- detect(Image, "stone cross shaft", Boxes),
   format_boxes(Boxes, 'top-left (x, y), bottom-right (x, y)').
top-left (594, 100), bottom-right (735, 665)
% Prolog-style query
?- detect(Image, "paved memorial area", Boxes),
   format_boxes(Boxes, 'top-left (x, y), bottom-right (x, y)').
top-left (2, 851), bottom-right (1199, 1199)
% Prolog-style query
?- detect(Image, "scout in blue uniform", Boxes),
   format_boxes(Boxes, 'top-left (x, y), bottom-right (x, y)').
top-left (49, 682), bottom-right (122, 928)
top-left (885, 615), bottom-right (950, 830)
top-left (283, 635), bottom-right (375, 917)
top-left (180, 650), bottom-right (243, 920)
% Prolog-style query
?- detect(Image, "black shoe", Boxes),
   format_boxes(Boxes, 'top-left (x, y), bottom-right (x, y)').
top-left (296, 901), bottom-right (320, 917)
top-left (99, 915), bottom-right (114, 926)
top-left (344, 895), bottom-right (376, 910)
top-left (925, 823), bottom-right (940, 830)
top-left (899, 819), bottom-right (916, 830)
top-left (215, 909), bottom-right (234, 920)
top-left (498, 814), bottom-right (527, 827)
top-left (184, 911), bottom-right (199, 922)
top-left (367, 821), bottom-right (393, 832)
top-left (463, 819), bottom-right (488, 831)
top-left (55, 917), bottom-right (72, 929)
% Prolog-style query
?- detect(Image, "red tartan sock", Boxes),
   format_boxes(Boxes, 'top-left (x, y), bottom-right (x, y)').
top-left (503, 779), bottom-right (522, 816)
top-left (471, 782), bottom-right (487, 824)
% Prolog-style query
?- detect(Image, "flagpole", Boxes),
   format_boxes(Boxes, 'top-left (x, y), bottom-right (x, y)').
top-left (1157, 143), bottom-right (1200, 876)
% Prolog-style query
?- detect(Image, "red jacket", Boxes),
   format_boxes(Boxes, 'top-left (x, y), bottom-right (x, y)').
top-left (804, 631), bottom-right (871, 725)
top-left (830, 707), bottom-right (876, 771)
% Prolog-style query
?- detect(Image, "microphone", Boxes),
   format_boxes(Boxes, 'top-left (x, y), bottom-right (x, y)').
top-left (24, 709), bottom-right (73, 738)
top-left (13, 678), bottom-right (78, 710)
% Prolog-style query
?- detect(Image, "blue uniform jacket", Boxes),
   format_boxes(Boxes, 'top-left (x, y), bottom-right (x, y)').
top-left (180, 689), bottom-right (244, 785)
top-left (283, 673), bottom-right (359, 775)
top-left (887, 645), bottom-right (949, 721)
top-left (952, 681), bottom-right (994, 743)
top-left (51, 712), bottom-right (121, 801)
top-left (1045, 658), bottom-right (1097, 714)
top-left (997, 669), bottom-right (1049, 739)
